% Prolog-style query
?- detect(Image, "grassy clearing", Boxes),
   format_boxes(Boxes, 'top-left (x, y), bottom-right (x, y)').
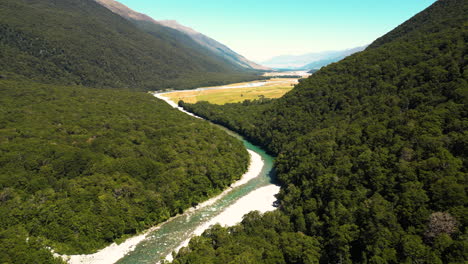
top-left (165, 78), bottom-right (297, 105)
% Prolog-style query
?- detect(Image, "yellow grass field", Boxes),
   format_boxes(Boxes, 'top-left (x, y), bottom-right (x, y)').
top-left (164, 78), bottom-right (297, 105)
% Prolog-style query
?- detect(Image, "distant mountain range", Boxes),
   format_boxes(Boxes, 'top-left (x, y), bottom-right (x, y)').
top-left (95, 0), bottom-right (269, 71)
top-left (261, 46), bottom-right (367, 70)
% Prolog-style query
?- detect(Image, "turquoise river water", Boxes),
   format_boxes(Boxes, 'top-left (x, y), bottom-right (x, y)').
top-left (116, 110), bottom-right (277, 263)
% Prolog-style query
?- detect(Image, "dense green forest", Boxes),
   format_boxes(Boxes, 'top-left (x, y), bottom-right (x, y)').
top-left (175, 0), bottom-right (467, 263)
top-left (0, 0), bottom-right (261, 91)
top-left (0, 1), bottom-right (262, 263)
top-left (0, 80), bottom-right (249, 262)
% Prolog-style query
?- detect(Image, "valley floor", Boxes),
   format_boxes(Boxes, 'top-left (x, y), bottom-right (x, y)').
top-left (163, 76), bottom-right (304, 105)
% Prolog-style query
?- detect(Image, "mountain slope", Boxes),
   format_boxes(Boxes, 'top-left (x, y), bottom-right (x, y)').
top-left (369, 0), bottom-right (466, 49)
top-left (0, 79), bottom-right (249, 259)
top-left (0, 0), bottom-right (259, 90)
top-left (95, 0), bottom-right (269, 71)
top-left (93, 0), bottom-right (157, 23)
top-left (0, 1), bottom-right (255, 262)
top-left (158, 20), bottom-right (270, 71)
top-left (174, 0), bottom-right (467, 263)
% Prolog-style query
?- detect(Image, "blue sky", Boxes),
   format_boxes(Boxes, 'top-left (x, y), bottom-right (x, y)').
top-left (117, 0), bottom-right (436, 62)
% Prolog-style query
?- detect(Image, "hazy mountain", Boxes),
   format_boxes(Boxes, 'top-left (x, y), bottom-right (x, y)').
top-left (95, 0), bottom-right (269, 71)
top-left (261, 45), bottom-right (367, 69)
top-left (159, 20), bottom-right (270, 71)
top-left (0, 0), bottom-right (260, 91)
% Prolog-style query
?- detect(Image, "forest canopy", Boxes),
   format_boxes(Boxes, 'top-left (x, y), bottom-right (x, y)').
top-left (0, 1), bottom-right (261, 263)
top-left (174, 0), bottom-right (467, 263)
top-left (0, 80), bottom-right (249, 262)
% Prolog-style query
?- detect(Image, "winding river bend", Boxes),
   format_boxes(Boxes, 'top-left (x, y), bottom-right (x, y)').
top-left (66, 90), bottom-right (279, 264)
top-left (114, 93), bottom-right (279, 263)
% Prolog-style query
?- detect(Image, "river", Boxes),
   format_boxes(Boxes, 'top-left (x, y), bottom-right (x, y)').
top-left (116, 93), bottom-right (279, 263)
top-left (66, 92), bottom-right (280, 264)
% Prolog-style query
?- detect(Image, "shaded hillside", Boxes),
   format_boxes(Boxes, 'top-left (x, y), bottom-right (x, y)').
top-left (174, 0), bottom-right (467, 263)
top-left (0, 0), bottom-right (259, 91)
top-left (0, 0), bottom-right (256, 263)
top-left (368, 0), bottom-right (466, 49)
top-left (94, 0), bottom-right (269, 71)
top-left (158, 20), bottom-right (270, 71)
top-left (0, 79), bottom-right (249, 261)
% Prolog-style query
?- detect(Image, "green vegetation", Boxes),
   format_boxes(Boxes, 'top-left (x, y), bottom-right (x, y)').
top-left (0, 1), bottom-right (259, 262)
top-left (175, 0), bottom-right (467, 263)
top-left (164, 79), bottom-right (296, 105)
top-left (0, 0), bottom-right (260, 91)
top-left (0, 80), bottom-right (249, 260)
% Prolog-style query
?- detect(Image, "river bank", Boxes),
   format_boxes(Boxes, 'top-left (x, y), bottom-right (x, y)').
top-left (116, 93), bottom-right (279, 263)
top-left (62, 92), bottom-right (279, 264)
top-left (63, 149), bottom-right (264, 264)
top-left (165, 184), bottom-right (280, 262)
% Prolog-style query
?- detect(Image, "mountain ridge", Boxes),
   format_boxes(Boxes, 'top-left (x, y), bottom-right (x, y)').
top-left (0, 0), bottom-right (260, 90)
top-left (93, 0), bottom-right (156, 23)
top-left (158, 20), bottom-right (271, 71)
top-left (94, 0), bottom-right (270, 71)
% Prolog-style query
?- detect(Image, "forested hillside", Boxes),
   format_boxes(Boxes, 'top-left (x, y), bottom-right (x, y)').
top-left (174, 0), bottom-right (467, 263)
top-left (0, 80), bottom-right (249, 262)
top-left (94, 0), bottom-right (269, 71)
top-left (0, 0), bottom-right (260, 91)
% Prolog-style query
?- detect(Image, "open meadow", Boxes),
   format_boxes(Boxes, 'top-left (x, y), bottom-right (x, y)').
top-left (164, 78), bottom-right (299, 105)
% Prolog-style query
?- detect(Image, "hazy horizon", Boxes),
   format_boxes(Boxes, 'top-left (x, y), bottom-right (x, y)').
top-left (109, 0), bottom-right (435, 62)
